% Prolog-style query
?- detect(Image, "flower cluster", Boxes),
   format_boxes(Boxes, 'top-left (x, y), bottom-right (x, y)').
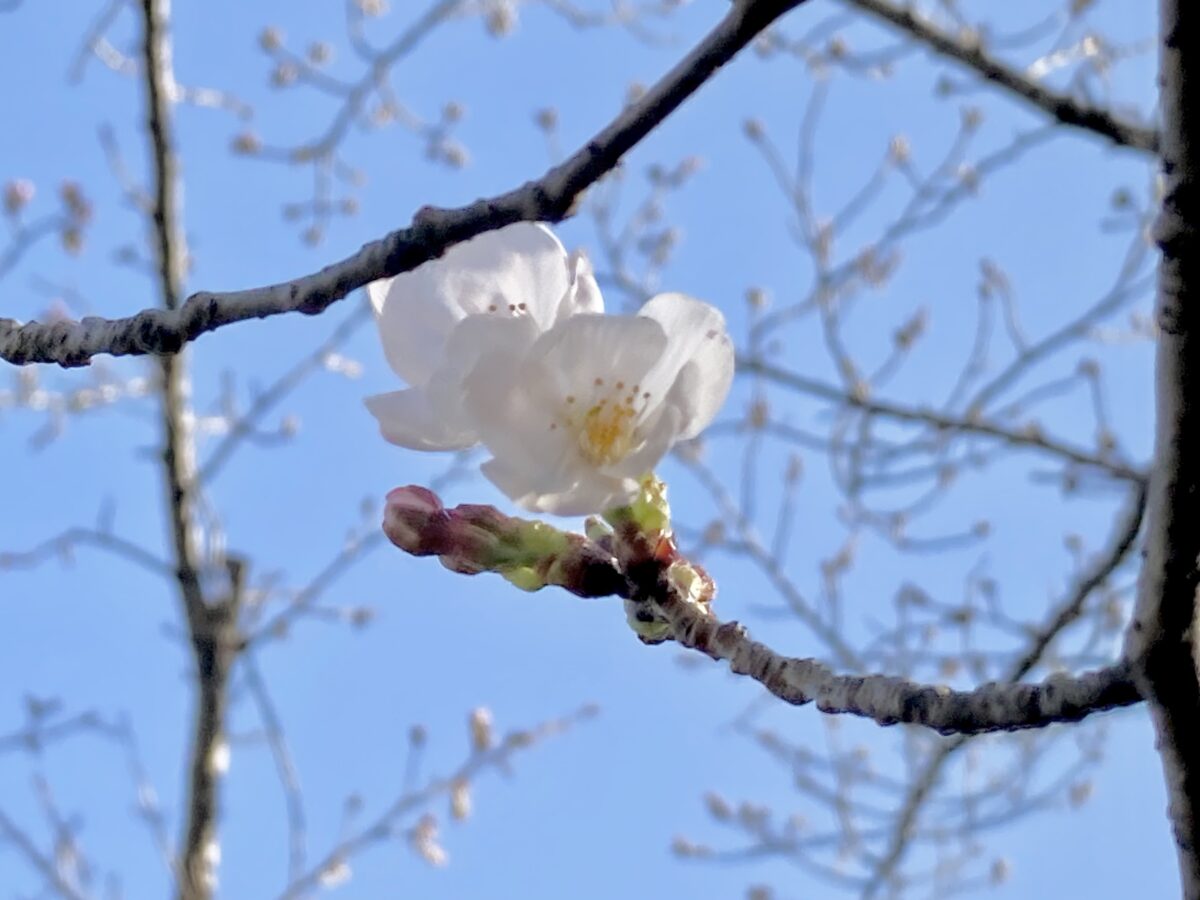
top-left (366, 223), bottom-right (733, 515)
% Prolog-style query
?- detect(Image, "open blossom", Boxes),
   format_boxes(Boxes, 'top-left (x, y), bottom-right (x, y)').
top-left (366, 224), bottom-right (733, 515)
top-left (365, 222), bottom-right (601, 450)
top-left (464, 292), bottom-right (733, 514)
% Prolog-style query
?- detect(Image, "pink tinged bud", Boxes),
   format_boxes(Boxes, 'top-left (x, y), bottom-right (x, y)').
top-left (383, 485), bottom-right (447, 553)
top-left (4, 179), bottom-right (35, 215)
top-left (382, 486), bottom-right (627, 598)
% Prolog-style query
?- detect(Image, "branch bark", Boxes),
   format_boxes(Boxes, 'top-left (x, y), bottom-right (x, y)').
top-left (0, 0), bottom-right (811, 369)
top-left (138, 1), bottom-right (240, 897)
top-left (862, 480), bottom-right (1146, 895)
top-left (840, 0), bottom-right (1159, 154)
top-left (1126, 0), bottom-right (1200, 895)
top-left (388, 486), bottom-right (1144, 736)
top-left (652, 594), bottom-right (1139, 734)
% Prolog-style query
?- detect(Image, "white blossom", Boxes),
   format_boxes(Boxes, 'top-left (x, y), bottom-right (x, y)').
top-left (365, 222), bottom-right (602, 450)
top-left (366, 225), bottom-right (732, 515)
top-left (463, 292), bottom-right (733, 514)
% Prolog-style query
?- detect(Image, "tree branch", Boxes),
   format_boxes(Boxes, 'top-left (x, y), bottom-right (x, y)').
top-left (137, 1), bottom-right (240, 897)
top-left (0, 0), bottom-right (811, 369)
top-left (652, 593), bottom-right (1139, 734)
top-left (839, 0), bottom-right (1159, 155)
top-left (863, 479), bottom-right (1147, 894)
top-left (0, 807), bottom-right (89, 900)
top-left (739, 356), bottom-right (1147, 483)
top-left (1125, 0), bottom-right (1200, 895)
top-left (389, 486), bottom-right (1143, 735)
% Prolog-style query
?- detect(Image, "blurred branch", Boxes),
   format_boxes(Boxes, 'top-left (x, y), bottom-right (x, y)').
top-left (277, 705), bottom-right (596, 899)
top-left (69, 0), bottom-right (130, 82)
top-left (198, 299), bottom-right (370, 486)
top-left (840, 0), bottom-right (1158, 154)
top-left (0, 214), bottom-right (70, 282)
top-left (0, 525), bottom-right (172, 578)
top-left (0, 0), bottom-right (813, 367)
top-left (0, 807), bottom-right (89, 900)
top-left (242, 653), bottom-right (307, 885)
top-left (1125, 0), bottom-right (1200, 893)
top-left (266, 0), bottom-right (461, 161)
top-left (861, 477), bottom-right (1148, 894)
top-left (739, 356), bottom-right (1146, 483)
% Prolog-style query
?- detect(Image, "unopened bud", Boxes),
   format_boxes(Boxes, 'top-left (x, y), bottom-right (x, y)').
top-left (383, 486), bottom-right (625, 597)
top-left (258, 27), bottom-right (283, 51)
top-left (469, 707), bottom-right (493, 752)
top-left (485, 0), bottom-right (516, 37)
top-left (3, 179), bottom-right (34, 215)
top-left (231, 132), bottom-right (262, 155)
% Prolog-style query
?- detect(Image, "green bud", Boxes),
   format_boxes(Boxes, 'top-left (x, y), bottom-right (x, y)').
top-left (501, 566), bottom-right (545, 592)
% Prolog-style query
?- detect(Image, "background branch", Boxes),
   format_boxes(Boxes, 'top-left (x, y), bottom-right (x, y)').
top-left (839, 0), bottom-right (1158, 153)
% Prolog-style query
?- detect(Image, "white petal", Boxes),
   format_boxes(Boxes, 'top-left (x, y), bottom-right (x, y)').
top-left (364, 390), bottom-right (476, 451)
top-left (370, 276), bottom-right (454, 387)
top-left (530, 314), bottom-right (667, 403)
top-left (467, 315), bottom-right (671, 515)
top-left (425, 313), bottom-right (540, 416)
top-left (637, 292), bottom-right (734, 438)
top-left (554, 249), bottom-right (604, 323)
top-left (371, 223), bottom-right (571, 385)
top-left (479, 458), bottom-right (544, 505)
top-left (463, 345), bottom-right (580, 487)
top-left (530, 476), bottom-right (639, 516)
top-left (483, 459), bottom-right (637, 516)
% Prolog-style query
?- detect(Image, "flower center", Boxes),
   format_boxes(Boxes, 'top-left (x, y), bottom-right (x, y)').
top-left (554, 379), bottom-right (652, 467)
top-left (579, 399), bottom-right (637, 466)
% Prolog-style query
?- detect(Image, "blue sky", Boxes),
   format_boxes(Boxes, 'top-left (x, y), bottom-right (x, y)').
top-left (0, 1), bottom-right (1175, 898)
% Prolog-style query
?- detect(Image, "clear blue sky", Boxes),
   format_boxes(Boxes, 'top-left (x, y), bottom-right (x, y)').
top-left (0, 1), bottom-right (1174, 898)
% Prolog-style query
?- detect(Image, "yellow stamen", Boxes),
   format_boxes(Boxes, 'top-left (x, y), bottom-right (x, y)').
top-left (579, 400), bottom-right (637, 466)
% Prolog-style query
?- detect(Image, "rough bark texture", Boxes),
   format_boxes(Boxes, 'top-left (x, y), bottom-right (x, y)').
top-left (654, 591), bottom-right (1140, 734)
top-left (1126, 0), bottom-right (1200, 895)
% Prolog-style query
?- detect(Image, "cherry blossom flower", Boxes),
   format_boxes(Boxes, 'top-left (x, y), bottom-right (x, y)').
top-left (463, 292), bottom-right (734, 515)
top-left (365, 222), bottom-right (602, 450)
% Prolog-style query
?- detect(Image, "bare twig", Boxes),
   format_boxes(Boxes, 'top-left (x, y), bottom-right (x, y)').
top-left (198, 299), bottom-right (370, 486)
top-left (0, 806), bottom-right (89, 900)
top-left (739, 356), bottom-right (1146, 483)
top-left (276, 705), bottom-right (596, 899)
top-left (862, 478), bottom-right (1148, 894)
top-left (0, 525), bottom-right (173, 578)
top-left (839, 0), bottom-right (1158, 154)
top-left (242, 653), bottom-right (307, 885)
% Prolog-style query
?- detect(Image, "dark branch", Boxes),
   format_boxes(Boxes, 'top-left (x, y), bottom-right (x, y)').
top-left (654, 593), bottom-right (1140, 735)
top-left (841, 0), bottom-right (1159, 154)
top-left (389, 486), bottom-right (1142, 736)
top-left (1126, 0), bottom-right (1200, 895)
top-left (0, 0), bottom-right (811, 368)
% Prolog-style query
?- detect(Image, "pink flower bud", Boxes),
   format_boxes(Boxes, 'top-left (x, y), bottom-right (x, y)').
top-left (383, 486), bottom-right (627, 597)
